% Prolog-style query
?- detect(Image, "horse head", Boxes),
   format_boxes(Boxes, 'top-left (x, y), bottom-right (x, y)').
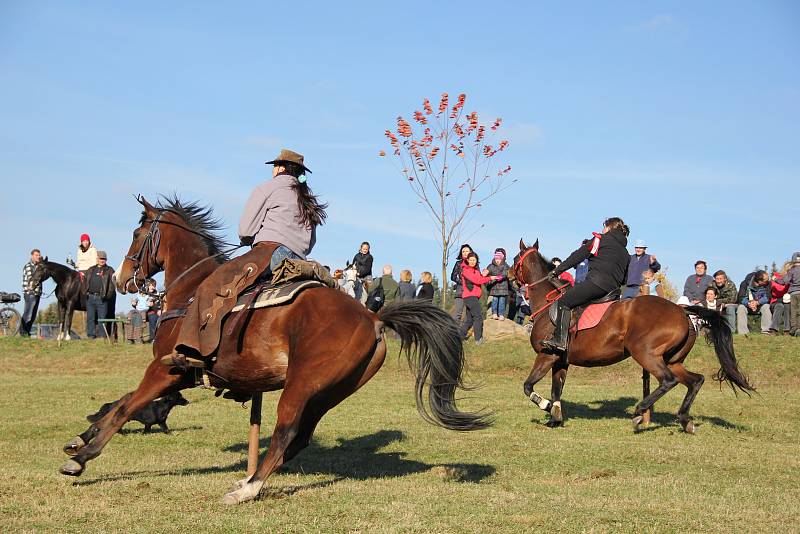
top-left (512, 238), bottom-right (545, 289)
top-left (30, 257), bottom-right (51, 287)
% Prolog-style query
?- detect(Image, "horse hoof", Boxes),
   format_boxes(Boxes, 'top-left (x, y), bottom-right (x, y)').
top-left (228, 477), bottom-right (250, 492)
top-left (682, 420), bottom-right (696, 435)
top-left (632, 415), bottom-right (645, 431)
top-left (63, 436), bottom-right (86, 456)
top-left (221, 482), bottom-right (260, 505)
top-left (59, 459), bottom-right (84, 477)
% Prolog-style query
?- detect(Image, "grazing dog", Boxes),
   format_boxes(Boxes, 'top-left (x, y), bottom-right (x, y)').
top-left (87, 392), bottom-right (189, 433)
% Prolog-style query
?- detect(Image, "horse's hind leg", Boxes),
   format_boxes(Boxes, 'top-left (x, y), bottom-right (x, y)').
top-left (59, 361), bottom-right (186, 476)
top-left (668, 362), bottom-right (704, 434)
top-left (630, 355), bottom-right (680, 431)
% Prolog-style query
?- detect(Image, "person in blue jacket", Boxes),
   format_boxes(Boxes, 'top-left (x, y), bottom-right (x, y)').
top-left (622, 239), bottom-right (661, 299)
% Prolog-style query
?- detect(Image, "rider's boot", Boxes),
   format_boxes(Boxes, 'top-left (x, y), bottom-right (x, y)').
top-left (159, 345), bottom-right (206, 370)
top-left (540, 302), bottom-right (570, 361)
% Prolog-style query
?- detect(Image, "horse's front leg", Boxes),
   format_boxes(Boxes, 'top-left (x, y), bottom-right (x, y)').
top-left (59, 360), bottom-right (187, 476)
top-left (546, 364), bottom-right (568, 427)
top-left (57, 302), bottom-right (66, 341)
top-left (523, 353), bottom-right (558, 413)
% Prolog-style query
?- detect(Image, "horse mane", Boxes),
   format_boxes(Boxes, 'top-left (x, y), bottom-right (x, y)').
top-left (143, 195), bottom-right (230, 263)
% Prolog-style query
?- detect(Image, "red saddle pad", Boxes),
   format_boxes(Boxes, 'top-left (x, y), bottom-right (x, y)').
top-left (575, 301), bottom-right (615, 331)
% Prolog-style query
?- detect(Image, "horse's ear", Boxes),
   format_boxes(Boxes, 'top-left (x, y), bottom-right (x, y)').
top-left (519, 238), bottom-right (527, 251)
top-left (137, 195), bottom-right (156, 215)
top-left (43, 256), bottom-right (48, 262)
top-left (532, 239), bottom-right (539, 251)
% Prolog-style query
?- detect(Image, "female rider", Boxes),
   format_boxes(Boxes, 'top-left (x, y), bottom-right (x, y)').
top-left (541, 217), bottom-right (630, 355)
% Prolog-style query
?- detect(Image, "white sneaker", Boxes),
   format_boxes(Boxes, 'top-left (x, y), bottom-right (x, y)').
top-left (498, 315), bottom-right (505, 321)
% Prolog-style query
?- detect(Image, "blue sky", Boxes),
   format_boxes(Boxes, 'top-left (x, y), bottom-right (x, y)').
top-left (1, 1), bottom-right (798, 309)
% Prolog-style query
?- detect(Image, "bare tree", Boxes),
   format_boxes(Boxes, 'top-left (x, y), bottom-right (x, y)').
top-left (382, 93), bottom-right (515, 308)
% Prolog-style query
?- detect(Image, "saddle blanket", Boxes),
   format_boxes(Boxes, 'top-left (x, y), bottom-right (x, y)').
top-left (230, 280), bottom-right (326, 313)
top-left (574, 301), bottom-right (615, 331)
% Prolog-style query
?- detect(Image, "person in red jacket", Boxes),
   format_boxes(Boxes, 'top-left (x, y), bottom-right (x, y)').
top-left (460, 252), bottom-right (503, 345)
top-left (769, 269), bottom-right (790, 334)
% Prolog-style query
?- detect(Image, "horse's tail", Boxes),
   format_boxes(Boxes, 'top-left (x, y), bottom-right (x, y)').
top-left (377, 300), bottom-right (492, 431)
top-left (684, 306), bottom-right (756, 395)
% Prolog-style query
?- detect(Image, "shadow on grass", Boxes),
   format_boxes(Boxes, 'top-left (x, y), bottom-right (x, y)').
top-left (117, 425), bottom-right (204, 435)
top-left (71, 429), bottom-right (495, 488)
top-left (532, 396), bottom-right (746, 431)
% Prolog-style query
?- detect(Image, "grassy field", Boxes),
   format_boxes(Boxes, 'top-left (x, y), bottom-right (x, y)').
top-left (0, 334), bottom-right (798, 533)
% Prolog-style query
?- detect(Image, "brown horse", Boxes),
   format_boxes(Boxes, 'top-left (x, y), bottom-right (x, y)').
top-left (58, 196), bottom-right (489, 504)
top-left (512, 239), bottom-right (754, 433)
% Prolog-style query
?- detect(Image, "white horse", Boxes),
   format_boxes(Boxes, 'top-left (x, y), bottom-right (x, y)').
top-left (335, 262), bottom-right (359, 298)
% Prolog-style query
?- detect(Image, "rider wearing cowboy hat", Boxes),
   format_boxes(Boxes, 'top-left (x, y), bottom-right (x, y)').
top-left (541, 217), bottom-right (630, 357)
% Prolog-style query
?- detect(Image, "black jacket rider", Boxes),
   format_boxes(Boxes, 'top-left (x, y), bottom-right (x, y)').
top-left (553, 228), bottom-right (629, 293)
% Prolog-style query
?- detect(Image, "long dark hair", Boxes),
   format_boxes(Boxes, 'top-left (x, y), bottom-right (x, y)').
top-left (282, 162), bottom-right (328, 228)
top-left (455, 243), bottom-right (473, 261)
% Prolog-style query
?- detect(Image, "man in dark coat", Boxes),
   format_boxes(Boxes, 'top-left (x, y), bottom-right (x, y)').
top-left (85, 251), bottom-right (115, 338)
top-left (622, 239), bottom-right (661, 299)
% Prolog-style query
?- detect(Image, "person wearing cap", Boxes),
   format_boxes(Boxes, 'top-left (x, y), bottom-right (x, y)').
top-left (75, 234), bottom-right (98, 272)
top-left (735, 269), bottom-right (772, 335)
top-left (622, 239), bottom-right (661, 299)
top-left (163, 149), bottom-right (327, 369)
top-left (486, 248), bottom-right (511, 320)
top-left (682, 260), bottom-right (714, 305)
top-left (85, 251), bottom-right (116, 339)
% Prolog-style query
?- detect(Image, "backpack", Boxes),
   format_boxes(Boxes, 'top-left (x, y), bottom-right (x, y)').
top-left (366, 278), bottom-right (385, 312)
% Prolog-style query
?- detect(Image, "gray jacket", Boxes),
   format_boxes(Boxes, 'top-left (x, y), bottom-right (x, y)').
top-left (239, 174), bottom-right (316, 258)
top-left (782, 265), bottom-right (800, 294)
top-left (486, 262), bottom-right (510, 296)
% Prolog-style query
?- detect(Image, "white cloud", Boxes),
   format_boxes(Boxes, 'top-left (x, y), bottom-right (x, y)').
top-left (628, 14), bottom-right (674, 32)
top-left (503, 122), bottom-right (543, 147)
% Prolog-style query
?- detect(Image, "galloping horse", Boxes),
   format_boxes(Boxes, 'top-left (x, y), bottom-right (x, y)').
top-left (512, 239), bottom-right (754, 433)
top-left (59, 196), bottom-right (489, 504)
top-left (30, 259), bottom-right (85, 340)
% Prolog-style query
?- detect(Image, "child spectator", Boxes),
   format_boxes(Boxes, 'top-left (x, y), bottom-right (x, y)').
top-left (398, 269), bottom-right (416, 302)
top-left (144, 279), bottom-right (161, 343)
top-left (486, 248), bottom-right (510, 320)
top-left (416, 271), bottom-right (435, 301)
top-left (640, 269), bottom-right (665, 297)
top-left (460, 252), bottom-right (502, 345)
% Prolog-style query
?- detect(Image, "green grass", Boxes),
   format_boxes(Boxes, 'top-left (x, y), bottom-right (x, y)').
top-left (1, 335), bottom-right (798, 533)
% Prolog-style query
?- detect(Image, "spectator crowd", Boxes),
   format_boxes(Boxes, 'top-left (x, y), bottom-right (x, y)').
top-left (18, 233), bottom-right (800, 345)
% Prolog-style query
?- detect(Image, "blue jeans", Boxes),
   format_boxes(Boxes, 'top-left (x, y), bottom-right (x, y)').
top-left (268, 245), bottom-right (302, 273)
top-left (21, 293), bottom-right (40, 336)
top-left (86, 294), bottom-right (108, 339)
top-left (490, 295), bottom-right (507, 316)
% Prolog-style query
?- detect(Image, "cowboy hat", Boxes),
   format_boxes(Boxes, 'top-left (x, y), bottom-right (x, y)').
top-left (265, 149), bottom-right (312, 174)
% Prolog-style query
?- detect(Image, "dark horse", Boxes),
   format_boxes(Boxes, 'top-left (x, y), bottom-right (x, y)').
top-left (59, 196), bottom-right (489, 504)
top-left (512, 239), bottom-right (754, 433)
top-left (30, 259), bottom-right (85, 340)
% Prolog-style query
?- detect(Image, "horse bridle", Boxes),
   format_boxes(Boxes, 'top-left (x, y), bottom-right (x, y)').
top-left (512, 246), bottom-right (568, 299)
top-left (122, 208), bottom-right (242, 299)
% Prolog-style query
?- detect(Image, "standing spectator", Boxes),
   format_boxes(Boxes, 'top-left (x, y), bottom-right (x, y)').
top-left (126, 298), bottom-right (145, 344)
top-left (736, 269), bottom-right (772, 335)
top-left (711, 270), bottom-right (738, 332)
top-left (20, 249), bottom-right (43, 337)
top-left (459, 252), bottom-right (502, 345)
top-left (144, 279), bottom-right (161, 343)
top-left (487, 248), bottom-right (511, 320)
top-left (416, 271), bottom-right (435, 301)
top-left (373, 265), bottom-right (400, 306)
top-left (75, 233), bottom-right (98, 273)
top-left (398, 270), bottom-right (416, 302)
top-left (769, 267), bottom-right (790, 335)
top-left (85, 251), bottom-right (116, 339)
top-left (550, 257), bottom-right (575, 286)
top-left (683, 260), bottom-right (714, 305)
top-left (450, 244), bottom-right (473, 322)
top-left (701, 287), bottom-right (722, 311)
top-left (622, 239), bottom-right (661, 299)
top-left (778, 252), bottom-right (800, 336)
top-left (352, 241), bottom-right (373, 304)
